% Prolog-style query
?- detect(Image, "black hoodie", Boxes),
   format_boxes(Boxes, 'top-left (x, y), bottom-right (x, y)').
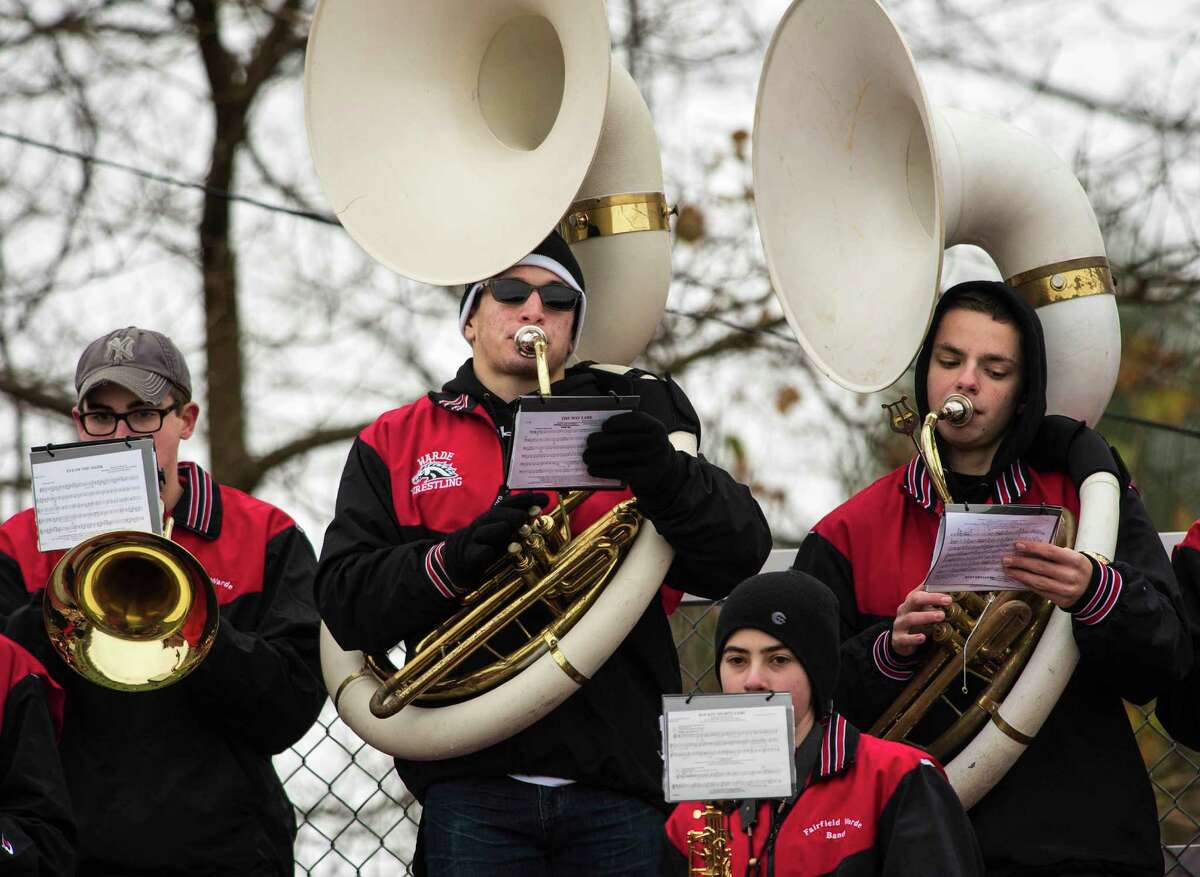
top-left (913, 280), bottom-right (1047, 488)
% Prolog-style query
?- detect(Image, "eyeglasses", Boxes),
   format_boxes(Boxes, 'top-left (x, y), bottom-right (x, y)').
top-left (79, 405), bottom-right (180, 437)
top-left (485, 278), bottom-right (581, 312)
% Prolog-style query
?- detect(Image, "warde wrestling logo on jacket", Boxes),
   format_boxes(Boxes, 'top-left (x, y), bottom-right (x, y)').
top-left (410, 451), bottom-right (463, 495)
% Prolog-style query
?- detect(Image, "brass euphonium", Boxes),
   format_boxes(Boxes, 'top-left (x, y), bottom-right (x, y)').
top-left (869, 396), bottom-right (1075, 760)
top-left (44, 516), bottom-right (219, 692)
top-left (352, 327), bottom-right (644, 721)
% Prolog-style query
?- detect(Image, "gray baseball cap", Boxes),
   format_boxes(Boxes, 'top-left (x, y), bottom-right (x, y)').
top-left (75, 327), bottom-right (192, 406)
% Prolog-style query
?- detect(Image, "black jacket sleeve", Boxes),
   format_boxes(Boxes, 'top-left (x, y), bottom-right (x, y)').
top-left (651, 450), bottom-right (772, 601)
top-left (0, 676), bottom-right (76, 875)
top-left (792, 533), bottom-right (915, 728)
top-left (1155, 537), bottom-right (1200, 746)
top-left (316, 437), bottom-right (463, 653)
top-left (877, 762), bottom-right (984, 876)
top-left (182, 524), bottom-right (326, 754)
top-left (0, 554), bottom-right (27, 622)
top-left (634, 375), bottom-right (771, 601)
top-left (1065, 460), bottom-right (1190, 704)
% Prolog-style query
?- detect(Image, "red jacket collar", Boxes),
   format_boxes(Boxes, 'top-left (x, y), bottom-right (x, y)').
top-left (899, 455), bottom-right (1032, 512)
top-left (170, 461), bottom-right (221, 540)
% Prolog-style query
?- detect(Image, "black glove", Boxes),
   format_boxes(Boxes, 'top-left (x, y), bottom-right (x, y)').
top-left (1029, 415), bottom-right (1120, 488)
top-left (437, 493), bottom-right (548, 593)
top-left (583, 410), bottom-right (688, 511)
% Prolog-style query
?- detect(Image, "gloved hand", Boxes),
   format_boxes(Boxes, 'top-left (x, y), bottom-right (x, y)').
top-left (583, 411), bottom-right (688, 511)
top-left (436, 493), bottom-right (548, 593)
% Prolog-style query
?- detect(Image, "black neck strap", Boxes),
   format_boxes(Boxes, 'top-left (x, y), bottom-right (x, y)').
top-left (742, 720), bottom-right (825, 877)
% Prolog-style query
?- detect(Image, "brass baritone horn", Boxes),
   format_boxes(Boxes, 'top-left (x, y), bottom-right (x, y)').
top-left (44, 522), bottom-right (218, 692)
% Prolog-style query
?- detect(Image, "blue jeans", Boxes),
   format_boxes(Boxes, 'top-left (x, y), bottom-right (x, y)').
top-left (420, 777), bottom-right (665, 876)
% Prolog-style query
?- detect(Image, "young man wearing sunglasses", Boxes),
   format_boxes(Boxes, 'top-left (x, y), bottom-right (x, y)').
top-left (0, 327), bottom-right (325, 876)
top-left (316, 230), bottom-right (772, 876)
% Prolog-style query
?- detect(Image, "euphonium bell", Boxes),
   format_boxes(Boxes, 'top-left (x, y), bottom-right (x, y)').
top-left (44, 525), bottom-right (218, 692)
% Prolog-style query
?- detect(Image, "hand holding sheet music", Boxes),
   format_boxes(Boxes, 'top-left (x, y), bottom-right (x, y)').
top-left (506, 395), bottom-right (638, 491)
top-left (924, 504), bottom-right (1064, 593)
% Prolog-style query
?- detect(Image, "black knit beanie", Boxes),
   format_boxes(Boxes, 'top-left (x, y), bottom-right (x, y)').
top-left (714, 570), bottom-right (841, 720)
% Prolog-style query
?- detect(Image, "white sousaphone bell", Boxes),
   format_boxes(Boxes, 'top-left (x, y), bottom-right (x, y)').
top-left (305, 0), bottom-right (684, 759)
top-left (754, 0), bottom-right (1123, 807)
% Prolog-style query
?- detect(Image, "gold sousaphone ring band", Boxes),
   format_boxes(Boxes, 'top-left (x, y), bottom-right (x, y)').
top-left (979, 695), bottom-right (1037, 747)
top-left (559, 192), bottom-right (670, 243)
top-left (543, 632), bottom-right (589, 686)
top-left (1006, 257), bottom-right (1115, 308)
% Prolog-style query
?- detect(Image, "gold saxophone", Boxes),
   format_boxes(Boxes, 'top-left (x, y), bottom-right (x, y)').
top-left (686, 801), bottom-right (734, 877)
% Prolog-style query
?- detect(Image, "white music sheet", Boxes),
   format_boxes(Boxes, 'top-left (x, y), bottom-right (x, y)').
top-left (30, 438), bottom-right (160, 551)
top-left (506, 395), bottom-right (637, 490)
top-left (662, 693), bottom-right (796, 802)
top-left (924, 504), bottom-right (1063, 593)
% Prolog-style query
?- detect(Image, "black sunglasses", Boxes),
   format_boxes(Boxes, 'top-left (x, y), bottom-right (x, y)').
top-left (485, 278), bottom-right (581, 311)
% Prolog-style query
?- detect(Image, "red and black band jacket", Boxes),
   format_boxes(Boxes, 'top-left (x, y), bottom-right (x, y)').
top-left (793, 454), bottom-right (1189, 876)
top-left (0, 462), bottom-right (325, 877)
top-left (1155, 521), bottom-right (1200, 749)
top-left (664, 713), bottom-right (984, 875)
top-left (0, 633), bottom-right (74, 875)
top-left (315, 360), bottom-right (772, 806)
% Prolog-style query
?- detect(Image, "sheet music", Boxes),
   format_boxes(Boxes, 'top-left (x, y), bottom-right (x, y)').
top-left (662, 693), bottom-right (796, 802)
top-left (506, 395), bottom-right (638, 490)
top-left (30, 438), bottom-right (161, 551)
top-left (924, 504), bottom-right (1063, 593)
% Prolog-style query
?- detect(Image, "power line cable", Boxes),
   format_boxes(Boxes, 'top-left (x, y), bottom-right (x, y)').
top-left (3, 129), bottom-right (1198, 444)
top-left (0, 129), bottom-right (340, 226)
top-left (1102, 412), bottom-right (1200, 440)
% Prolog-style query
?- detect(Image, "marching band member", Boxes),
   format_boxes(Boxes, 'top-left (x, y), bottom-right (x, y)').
top-left (0, 327), bottom-right (324, 876)
top-left (1154, 520), bottom-right (1200, 747)
top-left (664, 570), bottom-right (983, 875)
top-left (793, 281), bottom-right (1190, 875)
top-left (315, 230), bottom-right (771, 875)
top-left (0, 634), bottom-right (74, 874)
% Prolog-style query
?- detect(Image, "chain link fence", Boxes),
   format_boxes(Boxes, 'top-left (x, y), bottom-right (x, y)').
top-left (277, 598), bottom-right (1200, 875)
